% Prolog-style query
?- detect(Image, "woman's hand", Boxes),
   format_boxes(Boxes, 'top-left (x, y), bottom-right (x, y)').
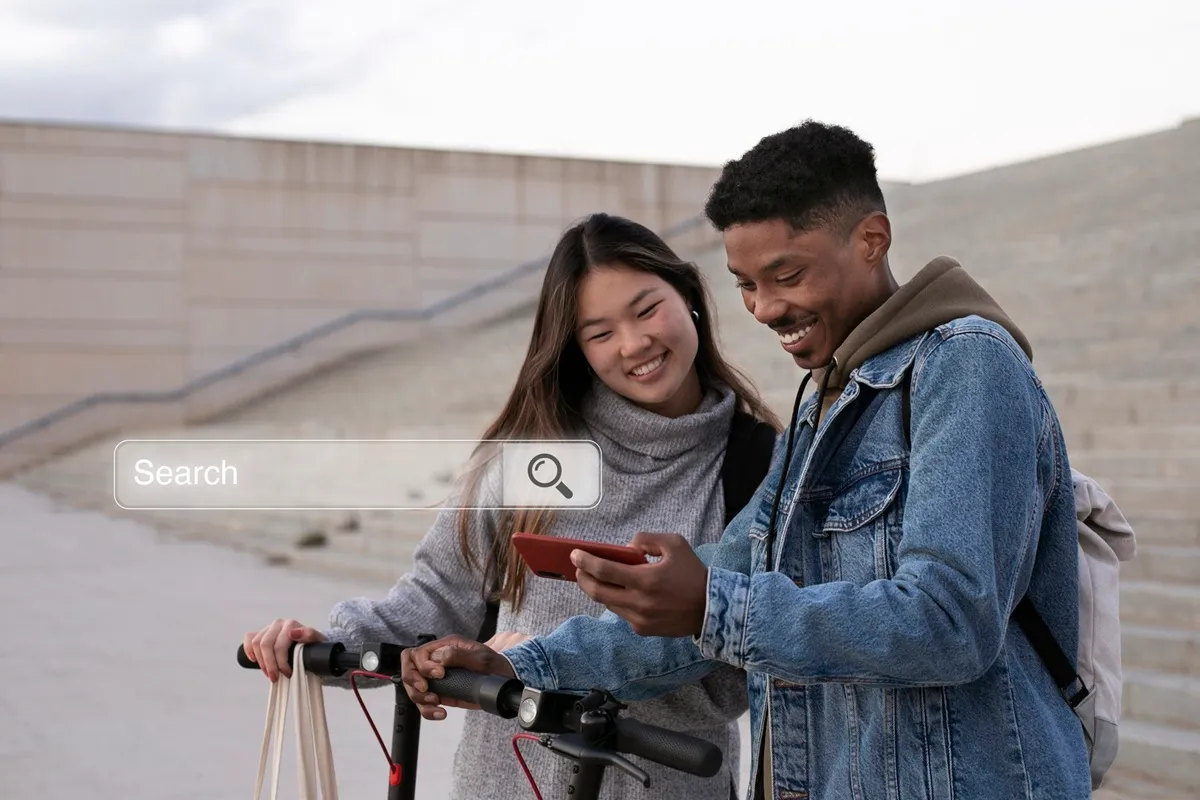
top-left (401, 634), bottom-right (516, 720)
top-left (484, 630), bottom-right (532, 651)
top-left (243, 618), bottom-right (328, 681)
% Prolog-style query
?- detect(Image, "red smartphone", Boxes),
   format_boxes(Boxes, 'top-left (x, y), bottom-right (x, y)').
top-left (511, 532), bottom-right (648, 582)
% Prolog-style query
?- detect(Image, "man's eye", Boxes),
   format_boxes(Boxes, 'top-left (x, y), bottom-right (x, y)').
top-left (735, 280), bottom-right (754, 291)
top-left (777, 271), bottom-right (803, 285)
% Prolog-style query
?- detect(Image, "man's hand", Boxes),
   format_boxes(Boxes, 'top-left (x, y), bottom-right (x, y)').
top-left (400, 634), bottom-right (516, 721)
top-left (573, 532), bottom-right (709, 638)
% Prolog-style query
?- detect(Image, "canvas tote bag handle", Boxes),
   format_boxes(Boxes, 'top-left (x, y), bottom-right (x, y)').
top-left (253, 643), bottom-right (339, 800)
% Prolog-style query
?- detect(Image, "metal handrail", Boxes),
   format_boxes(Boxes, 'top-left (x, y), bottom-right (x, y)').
top-left (0, 214), bottom-right (709, 449)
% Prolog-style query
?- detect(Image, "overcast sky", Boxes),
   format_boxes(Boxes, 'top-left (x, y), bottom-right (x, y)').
top-left (0, 0), bottom-right (1196, 182)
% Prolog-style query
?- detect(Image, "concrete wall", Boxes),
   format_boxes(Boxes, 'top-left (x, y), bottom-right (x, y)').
top-left (0, 120), bottom-right (723, 475)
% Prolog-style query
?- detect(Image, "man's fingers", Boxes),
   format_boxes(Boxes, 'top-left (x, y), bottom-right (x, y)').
top-left (408, 645), bottom-right (440, 691)
top-left (400, 648), bottom-right (424, 700)
top-left (576, 565), bottom-right (634, 608)
top-left (402, 638), bottom-right (494, 719)
top-left (419, 705), bottom-right (447, 721)
top-left (429, 641), bottom-right (517, 679)
top-left (401, 648), bottom-right (437, 708)
top-left (629, 531), bottom-right (683, 557)
top-left (430, 643), bottom-right (487, 673)
top-left (572, 550), bottom-right (640, 588)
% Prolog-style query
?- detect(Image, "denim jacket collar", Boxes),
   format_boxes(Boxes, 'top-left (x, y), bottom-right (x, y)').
top-left (800, 331), bottom-right (925, 428)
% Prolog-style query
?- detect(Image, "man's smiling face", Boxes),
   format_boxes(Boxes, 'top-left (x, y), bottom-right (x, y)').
top-left (725, 215), bottom-right (892, 370)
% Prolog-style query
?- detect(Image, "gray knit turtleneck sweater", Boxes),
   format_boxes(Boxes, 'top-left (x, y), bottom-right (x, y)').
top-left (321, 380), bottom-right (747, 800)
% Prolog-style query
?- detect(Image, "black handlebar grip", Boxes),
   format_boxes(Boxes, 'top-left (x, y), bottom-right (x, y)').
top-left (614, 718), bottom-right (723, 778)
top-left (237, 642), bottom-right (299, 669)
top-left (427, 669), bottom-right (522, 719)
top-left (237, 642), bottom-right (353, 677)
top-left (427, 668), bottom-right (487, 705)
top-left (237, 644), bottom-right (258, 668)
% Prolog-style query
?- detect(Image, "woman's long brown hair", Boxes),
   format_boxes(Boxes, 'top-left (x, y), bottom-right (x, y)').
top-left (456, 212), bottom-right (781, 613)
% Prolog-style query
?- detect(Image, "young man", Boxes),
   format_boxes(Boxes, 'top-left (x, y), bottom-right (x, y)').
top-left (403, 121), bottom-right (1093, 799)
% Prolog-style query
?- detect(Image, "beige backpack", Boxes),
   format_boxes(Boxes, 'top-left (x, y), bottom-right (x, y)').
top-left (1015, 470), bottom-right (1136, 789)
top-left (1066, 469), bottom-right (1137, 788)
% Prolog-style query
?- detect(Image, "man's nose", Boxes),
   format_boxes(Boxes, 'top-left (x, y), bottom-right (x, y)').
top-left (752, 292), bottom-right (788, 327)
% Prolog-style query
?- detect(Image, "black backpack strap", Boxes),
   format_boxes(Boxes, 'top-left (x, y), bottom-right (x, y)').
top-left (1014, 597), bottom-right (1090, 707)
top-left (899, 367), bottom-right (1086, 708)
top-left (477, 599), bottom-right (499, 643)
top-left (722, 411), bottom-right (778, 525)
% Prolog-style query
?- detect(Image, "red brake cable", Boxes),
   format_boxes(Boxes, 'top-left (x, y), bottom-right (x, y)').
top-left (512, 733), bottom-right (546, 800)
top-left (350, 670), bottom-right (403, 787)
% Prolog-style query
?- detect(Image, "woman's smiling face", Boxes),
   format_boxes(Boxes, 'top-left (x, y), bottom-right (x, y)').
top-left (575, 263), bottom-right (701, 418)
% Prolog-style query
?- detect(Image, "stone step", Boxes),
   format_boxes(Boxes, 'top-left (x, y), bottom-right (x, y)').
top-left (1113, 719), bottom-right (1200, 795)
top-left (1032, 336), bottom-right (1199, 367)
top-left (1122, 626), bottom-right (1200, 677)
top-left (1124, 668), bottom-right (1200, 732)
top-left (1122, 513), bottom-right (1200, 548)
top-left (1069, 424), bottom-right (1200, 452)
top-left (1121, 546), bottom-right (1200, 586)
top-left (1098, 479), bottom-right (1200, 518)
top-left (1120, 581), bottom-right (1200, 631)
top-left (1044, 376), bottom-right (1200, 406)
top-left (1095, 768), bottom-right (1197, 800)
top-left (1073, 450), bottom-right (1200, 481)
top-left (1056, 399), bottom-right (1200, 427)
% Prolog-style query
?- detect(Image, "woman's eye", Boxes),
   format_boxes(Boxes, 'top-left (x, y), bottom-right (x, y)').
top-left (637, 301), bottom-right (661, 318)
top-left (588, 331), bottom-right (612, 342)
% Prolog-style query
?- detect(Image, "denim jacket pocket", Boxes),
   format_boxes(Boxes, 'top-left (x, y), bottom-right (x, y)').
top-left (811, 462), bottom-right (905, 585)
top-left (748, 480), bottom-right (791, 542)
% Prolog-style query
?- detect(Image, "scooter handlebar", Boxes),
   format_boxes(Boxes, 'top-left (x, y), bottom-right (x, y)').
top-left (426, 668), bottom-right (722, 779)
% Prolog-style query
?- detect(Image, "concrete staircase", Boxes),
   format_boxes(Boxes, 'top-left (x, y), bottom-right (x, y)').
top-left (9, 119), bottom-right (1200, 794)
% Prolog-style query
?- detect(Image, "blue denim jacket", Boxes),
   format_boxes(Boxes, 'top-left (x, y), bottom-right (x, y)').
top-left (504, 316), bottom-right (1092, 799)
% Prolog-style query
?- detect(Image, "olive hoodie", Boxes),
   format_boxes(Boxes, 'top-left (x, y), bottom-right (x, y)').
top-left (813, 255), bottom-right (1034, 414)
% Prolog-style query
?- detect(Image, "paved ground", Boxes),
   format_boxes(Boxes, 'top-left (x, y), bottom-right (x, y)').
top-left (0, 481), bottom-right (475, 799)
top-left (0, 481), bottom-right (1177, 799)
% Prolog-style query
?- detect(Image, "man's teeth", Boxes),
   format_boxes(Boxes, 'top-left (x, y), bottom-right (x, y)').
top-left (631, 354), bottom-right (665, 376)
top-left (779, 324), bottom-right (813, 345)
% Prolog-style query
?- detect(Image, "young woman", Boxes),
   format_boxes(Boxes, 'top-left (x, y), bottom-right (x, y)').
top-left (243, 212), bottom-right (780, 800)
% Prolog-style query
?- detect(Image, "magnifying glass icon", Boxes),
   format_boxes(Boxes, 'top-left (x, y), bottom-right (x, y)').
top-left (527, 453), bottom-right (573, 499)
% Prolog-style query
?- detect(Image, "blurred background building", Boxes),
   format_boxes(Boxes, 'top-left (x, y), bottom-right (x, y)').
top-left (1, 115), bottom-right (1197, 797)
top-left (1, 1), bottom-right (1198, 795)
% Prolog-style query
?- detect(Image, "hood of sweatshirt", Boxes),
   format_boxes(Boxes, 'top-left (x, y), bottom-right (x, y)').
top-left (814, 256), bottom-right (1032, 406)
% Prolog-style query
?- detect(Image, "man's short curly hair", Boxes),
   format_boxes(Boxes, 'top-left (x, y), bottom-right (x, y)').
top-left (704, 120), bottom-right (886, 239)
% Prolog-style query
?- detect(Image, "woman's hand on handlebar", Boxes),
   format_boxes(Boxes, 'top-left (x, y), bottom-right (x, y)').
top-left (242, 618), bottom-right (327, 681)
top-left (484, 630), bottom-right (532, 651)
top-left (401, 634), bottom-right (516, 721)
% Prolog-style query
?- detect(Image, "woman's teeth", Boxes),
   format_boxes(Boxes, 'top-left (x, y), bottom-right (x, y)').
top-left (779, 324), bottom-right (813, 345)
top-left (631, 354), bottom-right (666, 376)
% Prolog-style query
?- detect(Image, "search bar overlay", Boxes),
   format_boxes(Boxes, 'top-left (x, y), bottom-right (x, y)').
top-left (113, 439), bottom-right (602, 510)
